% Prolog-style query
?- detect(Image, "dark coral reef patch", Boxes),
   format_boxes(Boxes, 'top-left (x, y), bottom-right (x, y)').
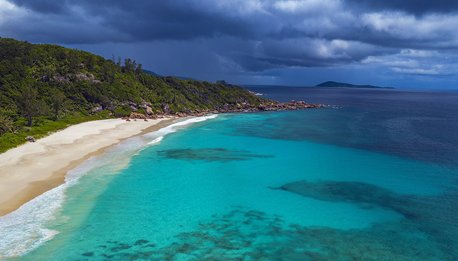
top-left (157, 148), bottom-right (273, 162)
top-left (275, 180), bottom-right (458, 259)
top-left (79, 207), bottom-right (450, 260)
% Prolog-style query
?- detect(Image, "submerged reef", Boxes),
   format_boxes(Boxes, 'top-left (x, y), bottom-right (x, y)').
top-left (274, 181), bottom-right (410, 214)
top-left (275, 180), bottom-right (458, 259)
top-left (67, 181), bottom-right (457, 260)
top-left (78, 207), bottom-right (448, 260)
top-left (157, 148), bottom-right (273, 162)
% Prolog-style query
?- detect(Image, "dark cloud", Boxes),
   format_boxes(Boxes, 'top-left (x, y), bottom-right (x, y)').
top-left (346, 0), bottom-right (458, 15)
top-left (6, 0), bottom-right (258, 41)
top-left (2, 0), bottom-right (458, 87)
top-left (12, 0), bottom-right (66, 14)
top-left (6, 0), bottom-right (458, 47)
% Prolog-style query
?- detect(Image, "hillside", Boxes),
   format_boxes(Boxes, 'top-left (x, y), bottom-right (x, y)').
top-left (316, 81), bottom-right (393, 89)
top-left (0, 38), bottom-right (268, 152)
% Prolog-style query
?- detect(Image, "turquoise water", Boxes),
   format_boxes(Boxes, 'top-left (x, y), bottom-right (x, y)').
top-left (2, 86), bottom-right (458, 260)
top-left (1, 107), bottom-right (456, 260)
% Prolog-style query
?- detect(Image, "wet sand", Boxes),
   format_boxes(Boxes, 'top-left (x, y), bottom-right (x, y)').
top-left (0, 118), bottom-right (174, 216)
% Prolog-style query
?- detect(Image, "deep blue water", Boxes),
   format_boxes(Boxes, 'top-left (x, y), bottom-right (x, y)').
top-left (1, 87), bottom-right (457, 260)
top-left (248, 86), bottom-right (458, 167)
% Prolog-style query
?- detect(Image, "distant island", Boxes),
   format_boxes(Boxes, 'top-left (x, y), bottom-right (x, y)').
top-left (316, 81), bottom-right (394, 89)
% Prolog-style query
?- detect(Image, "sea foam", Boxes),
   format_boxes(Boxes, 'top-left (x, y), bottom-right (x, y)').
top-left (0, 115), bottom-right (218, 258)
top-left (0, 158), bottom-right (98, 258)
top-left (148, 136), bottom-right (164, 145)
top-left (144, 114), bottom-right (218, 145)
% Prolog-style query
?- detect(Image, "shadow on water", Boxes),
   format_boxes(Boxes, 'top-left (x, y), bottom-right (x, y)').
top-left (274, 180), bottom-right (458, 259)
top-left (157, 148), bottom-right (273, 162)
top-left (76, 207), bottom-right (449, 260)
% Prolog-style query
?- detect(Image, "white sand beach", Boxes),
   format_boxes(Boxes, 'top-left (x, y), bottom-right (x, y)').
top-left (0, 118), bottom-right (173, 216)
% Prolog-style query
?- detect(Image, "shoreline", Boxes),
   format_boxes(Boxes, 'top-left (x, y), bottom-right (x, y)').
top-left (0, 117), bottom-right (175, 217)
top-left (0, 103), bottom-right (320, 217)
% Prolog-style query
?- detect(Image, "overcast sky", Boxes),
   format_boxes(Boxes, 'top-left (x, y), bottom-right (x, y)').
top-left (1, 0), bottom-right (458, 89)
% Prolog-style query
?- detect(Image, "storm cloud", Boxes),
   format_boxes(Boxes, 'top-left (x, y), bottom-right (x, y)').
top-left (1, 0), bottom-right (458, 87)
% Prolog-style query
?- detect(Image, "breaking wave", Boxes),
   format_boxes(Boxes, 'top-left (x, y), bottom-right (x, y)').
top-left (0, 115), bottom-right (218, 258)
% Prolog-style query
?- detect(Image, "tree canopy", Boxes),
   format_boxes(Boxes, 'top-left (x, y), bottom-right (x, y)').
top-left (0, 37), bottom-right (266, 152)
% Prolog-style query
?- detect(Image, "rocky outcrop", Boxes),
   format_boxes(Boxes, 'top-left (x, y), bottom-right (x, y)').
top-left (128, 101), bottom-right (138, 112)
top-left (120, 100), bottom-right (322, 121)
top-left (91, 105), bottom-right (103, 113)
top-left (138, 102), bottom-right (154, 115)
top-left (129, 112), bottom-right (147, 120)
top-left (25, 136), bottom-right (36, 142)
top-left (75, 73), bottom-right (97, 83)
top-left (52, 75), bottom-right (70, 84)
top-left (51, 73), bottom-right (101, 84)
top-left (146, 106), bottom-right (153, 115)
top-left (207, 100), bottom-right (322, 114)
top-left (162, 104), bottom-right (171, 114)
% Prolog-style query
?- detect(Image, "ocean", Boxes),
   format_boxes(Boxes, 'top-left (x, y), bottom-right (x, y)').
top-left (1, 87), bottom-right (458, 260)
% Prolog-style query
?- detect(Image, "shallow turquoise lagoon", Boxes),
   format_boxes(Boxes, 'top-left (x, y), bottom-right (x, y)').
top-left (3, 110), bottom-right (458, 260)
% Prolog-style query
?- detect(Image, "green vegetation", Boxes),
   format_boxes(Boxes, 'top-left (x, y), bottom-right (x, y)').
top-left (0, 112), bottom-right (110, 153)
top-left (0, 37), bottom-right (266, 152)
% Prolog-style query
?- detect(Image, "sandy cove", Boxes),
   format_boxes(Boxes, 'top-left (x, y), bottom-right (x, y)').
top-left (0, 118), bottom-right (174, 216)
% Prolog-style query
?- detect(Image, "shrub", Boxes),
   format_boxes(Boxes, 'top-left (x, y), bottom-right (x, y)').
top-left (113, 105), bottom-right (132, 117)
